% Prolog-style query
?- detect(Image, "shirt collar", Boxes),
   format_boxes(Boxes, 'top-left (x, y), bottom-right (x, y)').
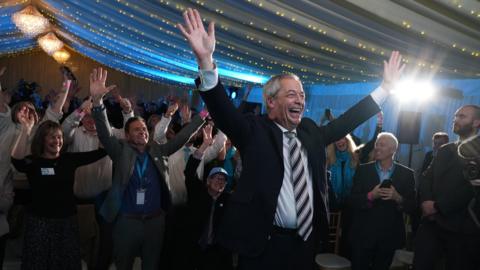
top-left (375, 160), bottom-right (395, 173)
top-left (274, 122), bottom-right (297, 135)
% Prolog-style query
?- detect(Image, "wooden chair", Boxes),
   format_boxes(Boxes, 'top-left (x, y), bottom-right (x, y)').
top-left (316, 211), bottom-right (351, 270)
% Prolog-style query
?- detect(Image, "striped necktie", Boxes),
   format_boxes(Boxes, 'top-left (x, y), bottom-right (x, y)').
top-left (285, 131), bottom-right (313, 241)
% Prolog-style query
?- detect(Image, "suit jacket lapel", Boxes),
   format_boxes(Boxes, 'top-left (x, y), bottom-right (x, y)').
top-left (263, 116), bottom-right (284, 165)
top-left (437, 144), bottom-right (458, 176)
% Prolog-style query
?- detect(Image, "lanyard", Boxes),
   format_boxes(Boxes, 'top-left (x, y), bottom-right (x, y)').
top-left (136, 154), bottom-right (149, 187)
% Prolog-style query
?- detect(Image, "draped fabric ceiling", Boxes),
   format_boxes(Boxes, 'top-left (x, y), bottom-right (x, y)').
top-left (1, 0), bottom-right (480, 87)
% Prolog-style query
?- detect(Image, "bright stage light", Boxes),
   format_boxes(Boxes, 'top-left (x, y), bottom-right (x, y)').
top-left (392, 79), bottom-right (435, 102)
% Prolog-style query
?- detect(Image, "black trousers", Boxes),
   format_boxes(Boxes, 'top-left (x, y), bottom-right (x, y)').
top-left (93, 192), bottom-right (113, 270)
top-left (351, 243), bottom-right (396, 270)
top-left (0, 233), bottom-right (7, 270)
top-left (194, 244), bottom-right (233, 270)
top-left (237, 228), bottom-right (315, 270)
top-left (413, 220), bottom-right (480, 270)
top-left (159, 205), bottom-right (192, 270)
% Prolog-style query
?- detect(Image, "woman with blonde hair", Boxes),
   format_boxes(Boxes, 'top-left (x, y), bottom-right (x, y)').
top-left (327, 134), bottom-right (359, 208)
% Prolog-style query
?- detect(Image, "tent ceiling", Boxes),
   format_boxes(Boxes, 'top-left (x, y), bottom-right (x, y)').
top-left (1, 0), bottom-right (479, 86)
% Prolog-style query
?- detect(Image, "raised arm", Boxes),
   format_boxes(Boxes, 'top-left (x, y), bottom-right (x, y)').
top-left (61, 98), bottom-right (92, 145)
top-left (111, 97), bottom-right (134, 138)
top-left (68, 149), bottom-right (107, 168)
top-left (157, 111), bottom-right (206, 156)
top-left (358, 112), bottom-right (383, 163)
top-left (89, 68), bottom-right (122, 158)
top-left (11, 108), bottom-right (35, 160)
top-left (203, 129), bottom-right (227, 163)
top-left (178, 9), bottom-right (252, 149)
top-left (153, 102), bottom-right (177, 144)
top-left (50, 75), bottom-right (71, 115)
top-left (185, 125), bottom-right (214, 196)
top-left (321, 52), bottom-right (404, 145)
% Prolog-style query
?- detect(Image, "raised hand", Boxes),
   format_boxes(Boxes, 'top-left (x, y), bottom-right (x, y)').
top-left (180, 104), bottom-right (192, 124)
top-left (17, 106), bottom-right (35, 131)
top-left (202, 124), bottom-right (214, 146)
top-left (165, 102), bottom-right (179, 118)
top-left (119, 98), bottom-right (132, 113)
top-left (79, 97), bottom-right (93, 115)
top-left (376, 111), bottom-right (383, 127)
top-left (89, 67), bottom-right (116, 104)
top-left (381, 51), bottom-right (405, 92)
top-left (177, 8), bottom-right (215, 70)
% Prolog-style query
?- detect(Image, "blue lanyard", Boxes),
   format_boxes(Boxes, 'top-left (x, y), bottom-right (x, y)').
top-left (136, 154), bottom-right (149, 186)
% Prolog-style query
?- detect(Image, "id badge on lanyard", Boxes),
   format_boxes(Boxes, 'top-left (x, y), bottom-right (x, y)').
top-left (136, 154), bottom-right (149, 205)
top-left (136, 187), bottom-right (146, 205)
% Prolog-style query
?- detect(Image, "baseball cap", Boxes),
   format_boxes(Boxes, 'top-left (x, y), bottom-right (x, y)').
top-left (207, 167), bottom-right (229, 179)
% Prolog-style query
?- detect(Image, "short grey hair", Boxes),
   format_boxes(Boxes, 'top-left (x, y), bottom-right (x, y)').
top-left (377, 132), bottom-right (399, 151)
top-left (263, 73), bottom-right (300, 112)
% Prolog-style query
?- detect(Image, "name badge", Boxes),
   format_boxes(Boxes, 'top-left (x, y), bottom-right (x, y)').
top-left (136, 189), bottom-right (146, 205)
top-left (40, 168), bottom-right (55, 176)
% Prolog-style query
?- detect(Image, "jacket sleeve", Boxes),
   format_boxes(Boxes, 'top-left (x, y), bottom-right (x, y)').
top-left (398, 169), bottom-right (416, 215)
top-left (41, 106), bottom-right (63, 123)
top-left (0, 177), bottom-right (14, 213)
top-left (184, 155), bottom-right (204, 202)
top-left (155, 114), bottom-right (204, 157)
top-left (153, 116), bottom-right (171, 144)
top-left (92, 107), bottom-right (123, 159)
top-left (198, 80), bottom-right (254, 151)
top-left (61, 110), bottom-right (82, 146)
top-left (349, 165), bottom-right (372, 210)
top-left (0, 105), bottom-right (14, 135)
top-left (319, 96), bottom-right (380, 146)
top-left (68, 149), bottom-right (108, 168)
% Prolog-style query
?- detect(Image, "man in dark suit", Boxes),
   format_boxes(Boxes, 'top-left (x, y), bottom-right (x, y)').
top-left (420, 132), bottom-right (449, 174)
top-left (350, 132), bottom-right (415, 270)
top-left (177, 8), bottom-right (405, 270)
top-left (183, 124), bottom-right (232, 270)
top-left (414, 105), bottom-right (480, 270)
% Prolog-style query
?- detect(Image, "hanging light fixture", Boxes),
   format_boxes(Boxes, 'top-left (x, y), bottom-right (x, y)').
top-left (38, 32), bottom-right (64, 55)
top-left (12, 5), bottom-right (50, 37)
top-left (52, 49), bottom-right (71, 63)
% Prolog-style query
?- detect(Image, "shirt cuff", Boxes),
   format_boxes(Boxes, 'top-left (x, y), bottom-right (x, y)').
top-left (198, 67), bottom-right (218, 91)
top-left (370, 86), bottom-right (389, 106)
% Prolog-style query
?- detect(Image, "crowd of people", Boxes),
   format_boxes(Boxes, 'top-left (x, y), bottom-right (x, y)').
top-left (0, 8), bottom-right (479, 270)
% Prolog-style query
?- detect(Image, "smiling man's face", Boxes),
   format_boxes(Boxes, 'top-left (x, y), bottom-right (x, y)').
top-left (267, 78), bottom-right (305, 130)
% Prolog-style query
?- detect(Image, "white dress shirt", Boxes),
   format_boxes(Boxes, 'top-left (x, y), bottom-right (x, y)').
top-left (197, 65), bottom-right (389, 228)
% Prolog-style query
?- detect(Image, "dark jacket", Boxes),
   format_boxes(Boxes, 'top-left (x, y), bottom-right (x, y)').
top-left (184, 155), bottom-right (230, 244)
top-left (199, 80), bottom-right (380, 256)
top-left (419, 142), bottom-right (477, 233)
top-left (349, 161), bottom-right (416, 249)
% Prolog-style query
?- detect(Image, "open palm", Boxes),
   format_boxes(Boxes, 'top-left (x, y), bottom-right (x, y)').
top-left (382, 51), bottom-right (405, 92)
top-left (177, 8), bottom-right (215, 69)
top-left (89, 67), bottom-right (116, 100)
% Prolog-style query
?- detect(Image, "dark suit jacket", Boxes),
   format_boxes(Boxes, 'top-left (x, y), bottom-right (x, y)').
top-left (349, 161), bottom-right (416, 249)
top-left (199, 81), bottom-right (380, 256)
top-left (419, 142), bottom-right (477, 233)
top-left (421, 150), bottom-right (433, 174)
top-left (184, 155), bottom-right (230, 244)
